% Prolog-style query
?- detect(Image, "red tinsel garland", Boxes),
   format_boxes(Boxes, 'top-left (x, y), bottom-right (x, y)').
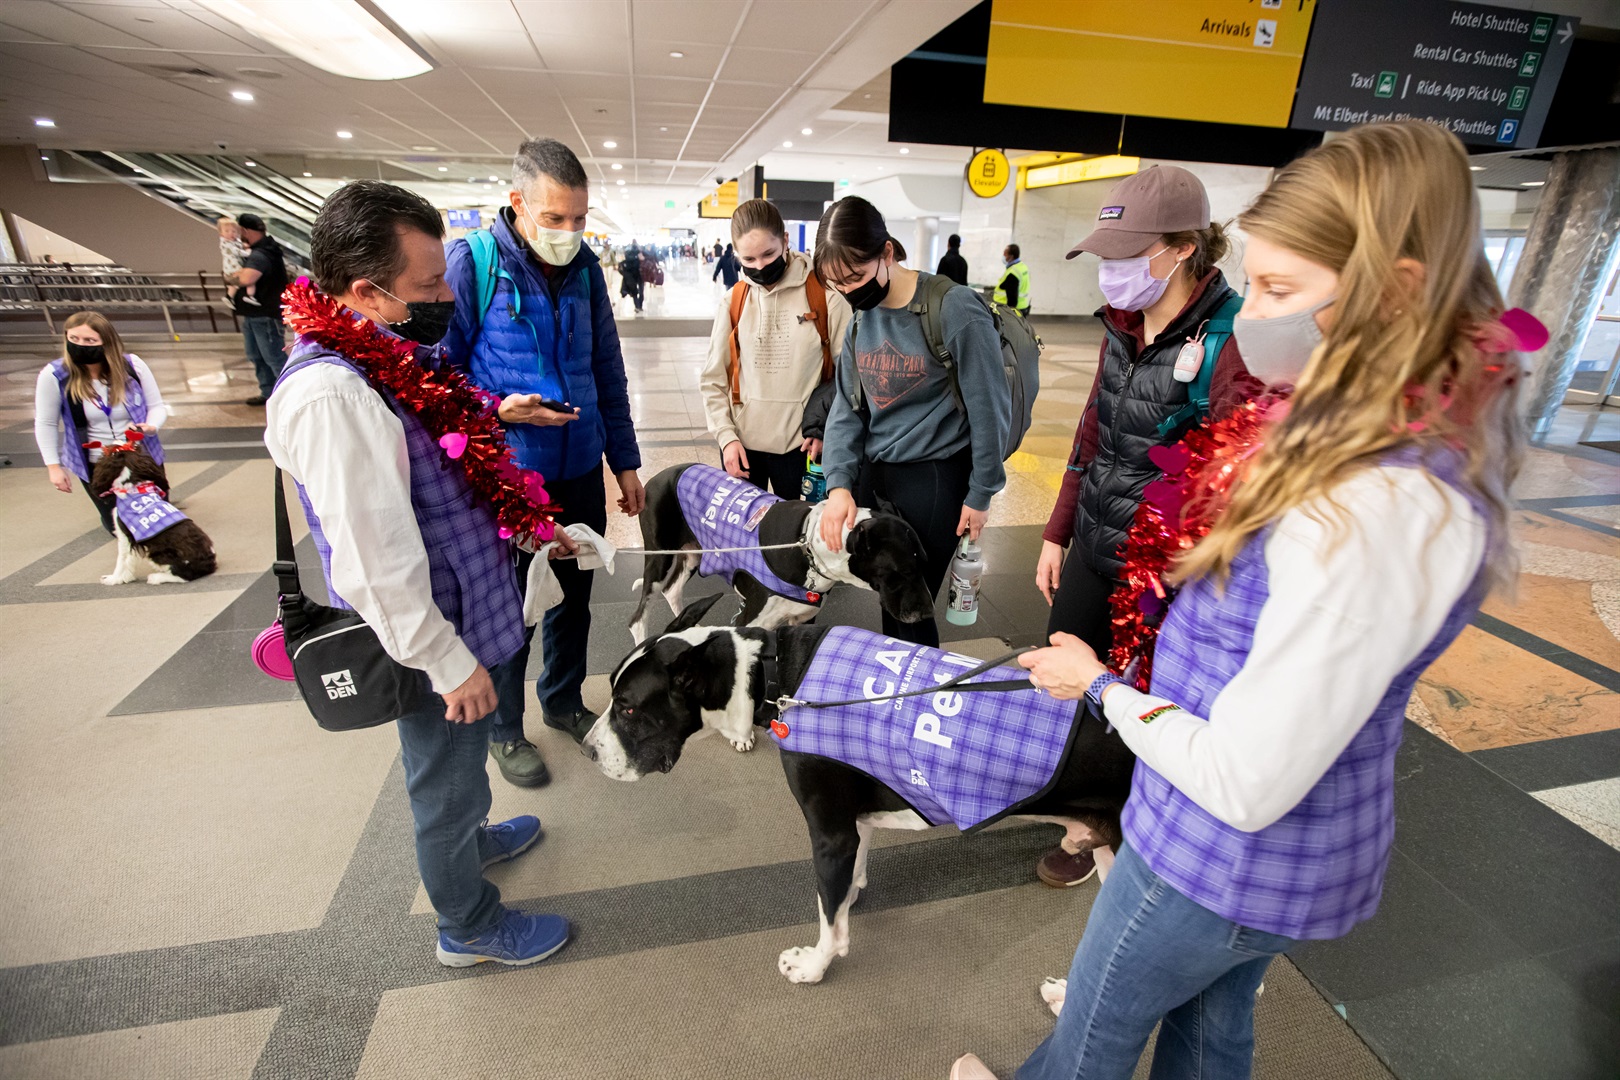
top-left (281, 279), bottom-right (560, 542)
top-left (1108, 393), bottom-right (1288, 689)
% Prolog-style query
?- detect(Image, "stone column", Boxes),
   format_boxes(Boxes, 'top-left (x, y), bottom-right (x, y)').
top-left (1507, 147), bottom-right (1620, 438)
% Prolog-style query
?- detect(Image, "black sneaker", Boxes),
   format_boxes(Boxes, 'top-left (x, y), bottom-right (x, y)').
top-left (489, 738), bottom-right (551, 787)
top-left (542, 708), bottom-right (597, 744)
top-left (244, 394), bottom-right (269, 406)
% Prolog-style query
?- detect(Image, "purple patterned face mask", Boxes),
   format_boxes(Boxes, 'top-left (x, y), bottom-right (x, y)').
top-left (1098, 246), bottom-right (1184, 312)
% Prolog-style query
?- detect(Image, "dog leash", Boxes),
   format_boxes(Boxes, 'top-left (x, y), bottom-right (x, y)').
top-left (550, 541), bottom-right (804, 559)
top-left (774, 646), bottom-right (1038, 714)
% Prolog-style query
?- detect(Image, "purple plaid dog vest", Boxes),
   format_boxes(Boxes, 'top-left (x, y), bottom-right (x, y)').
top-left (114, 486), bottom-right (186, 541)
top-left (675, 464), bottom-right (815, 604)
top-left (772, 626), bottom-right (1075, 831)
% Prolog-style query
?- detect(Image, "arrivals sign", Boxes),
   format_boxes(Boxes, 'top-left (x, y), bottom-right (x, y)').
top-left (1290, 0), bottom-right (1577, 148)
top-left (984, 0), bottom-right (1316, 128)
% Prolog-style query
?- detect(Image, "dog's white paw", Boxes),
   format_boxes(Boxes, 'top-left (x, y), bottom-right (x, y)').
top-left (729, 734), bottom-right (755, 752)
top-left (146, 571), bottom-right (184, 585)
top-left (778, 946), bottom-right (830, 984)
top-left (1040, 977), bottom-right (1067, 1016)
top-left (100, 573), bottom-right (131, 586)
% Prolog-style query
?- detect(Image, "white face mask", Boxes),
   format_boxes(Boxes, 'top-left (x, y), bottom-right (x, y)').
top-left (520, 202), bottom-right (583, 267)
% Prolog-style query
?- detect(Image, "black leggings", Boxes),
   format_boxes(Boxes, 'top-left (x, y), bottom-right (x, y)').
top-left (745, 447), bottom-right (805, 499)
top-left (856, 447), bottom-right (973, 647)
top-left (82, 480), bottom-right (116, 535)
top-left (1047, 547), bottom-right (1115, 659)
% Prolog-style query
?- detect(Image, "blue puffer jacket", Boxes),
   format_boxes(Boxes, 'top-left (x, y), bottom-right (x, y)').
top-left (442, 209), bottom-right (641, 482)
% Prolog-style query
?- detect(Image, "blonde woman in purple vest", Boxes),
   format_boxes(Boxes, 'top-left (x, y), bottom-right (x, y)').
top-left (34, 311), bottom-right (167, 535)
top-left (952, 122), bottom-right (1528, 1080)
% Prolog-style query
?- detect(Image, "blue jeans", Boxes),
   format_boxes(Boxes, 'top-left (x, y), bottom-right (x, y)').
top-left (242, 315), bottom-right (287, 397)
top-left (492, 465), bottom-right (607, 742)
top-left (1017, 842), bottom-right (1296, 1080)
top-left (397, 658), bottom-right (519, 938)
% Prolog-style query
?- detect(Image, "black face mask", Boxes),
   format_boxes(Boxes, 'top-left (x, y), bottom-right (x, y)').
top-left (388, 301), bottom-right (457, 346)
top-left (67, 342), bottom-right (106, 367)
top-left (840, 262), bottom-right (890, 312)
top-left (741, 253), bottom-right (788, 287)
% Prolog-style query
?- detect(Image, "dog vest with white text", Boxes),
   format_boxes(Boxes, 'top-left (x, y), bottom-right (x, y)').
top-left (675, 464), bottom-right (817, 604)
top-left (113, 483), bottom-right (187, 541)
top-left (772, 626), bottom-right (1076, 831)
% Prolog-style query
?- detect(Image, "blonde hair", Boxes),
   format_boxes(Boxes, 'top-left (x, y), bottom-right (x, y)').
top-left (61, 311), bottom-right (134, 408)
top-left (1174, 122), bottom-right (1523, 593)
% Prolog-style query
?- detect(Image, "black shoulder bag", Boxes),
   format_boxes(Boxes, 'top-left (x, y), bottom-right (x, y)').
top-left (274, 468), bottom-right (431, 731)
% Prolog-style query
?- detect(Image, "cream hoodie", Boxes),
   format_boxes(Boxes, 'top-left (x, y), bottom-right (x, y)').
top-left (700, 250), bottom-right (851, 455)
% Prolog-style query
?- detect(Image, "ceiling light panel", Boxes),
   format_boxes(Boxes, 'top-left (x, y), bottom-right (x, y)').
top-left (194, 0), bottom-right (437, 81)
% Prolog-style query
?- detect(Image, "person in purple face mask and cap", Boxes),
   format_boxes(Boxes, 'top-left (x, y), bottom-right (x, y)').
top-left (1030, 165), bottom-right (1261, 889)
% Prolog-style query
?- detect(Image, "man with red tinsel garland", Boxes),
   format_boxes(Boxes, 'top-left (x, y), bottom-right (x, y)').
top-left (264, 180), bottom-right (572, 969)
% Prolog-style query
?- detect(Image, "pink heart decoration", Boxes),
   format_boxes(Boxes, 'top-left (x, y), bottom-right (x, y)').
top-left (1501, 308), bottom-right (1549, 352)
top-left (498, 526), bottom-right (514, 539)
top-left (1138, 592), bottom-right (1164, 617)
top-left (1147, 443), bottom-right (1192, 475)
top-left (439, 432), bottom-right (468, 459)
top-left (1143, 477), bottom-right (1185, 516)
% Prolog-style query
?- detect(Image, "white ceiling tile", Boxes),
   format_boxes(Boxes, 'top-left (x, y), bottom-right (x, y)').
top-left (515, 34), bottom-right (627, 74)
top-left (734, 0), bottom-right (873, 50)
top-left (1, 1), bottom-right (161, 47)
top-left (633, 42), bottom-right (725, 79)
top-left (636, 75), bottom-right (709, 107)
top-left (719, 46), bottom-right (819, 85)
top-left (511, 0), bottom-right (630, 41)
top-left (633, 0), bottom-right (745, 44)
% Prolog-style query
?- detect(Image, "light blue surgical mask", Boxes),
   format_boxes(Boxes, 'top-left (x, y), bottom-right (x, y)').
top-left (1232, 295), bottom-right (1337, 386)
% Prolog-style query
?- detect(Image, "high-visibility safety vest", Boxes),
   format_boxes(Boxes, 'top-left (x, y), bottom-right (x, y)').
top-left (993, 260), bottom-right (1032, 311)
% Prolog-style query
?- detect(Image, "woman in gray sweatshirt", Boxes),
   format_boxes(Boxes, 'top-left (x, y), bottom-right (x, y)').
top-left (815, 197), bottom-right (1011, 647)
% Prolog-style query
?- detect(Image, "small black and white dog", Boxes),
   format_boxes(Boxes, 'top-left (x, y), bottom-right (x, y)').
top-left (585, 595), bottom-right (1136, 985)
top-left (628, 463), bottom-right (934, 644)
top-left (90, 445), bottom-right (216, 586)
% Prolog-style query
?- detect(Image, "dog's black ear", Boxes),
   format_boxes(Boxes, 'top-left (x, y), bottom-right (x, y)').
top-left (844, 518), bottom-right (868, 557)
top-left (872, 493), bottom-right (902, 519)
top-left (668, 634), bottom-right (734, 709)
top-left (665, 592), bottom-right (723, 634)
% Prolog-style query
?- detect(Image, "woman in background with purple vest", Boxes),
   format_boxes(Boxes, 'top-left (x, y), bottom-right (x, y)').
top-left (33, 311), bottom-right (167, 535)
top-left (951, 122), bottom-right (1528, 1080)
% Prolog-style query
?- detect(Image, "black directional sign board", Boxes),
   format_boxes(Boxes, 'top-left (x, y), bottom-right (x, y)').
top-left (1291, 0), bottom-right (1578, 149)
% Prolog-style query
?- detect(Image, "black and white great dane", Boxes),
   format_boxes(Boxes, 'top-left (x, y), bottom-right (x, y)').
top-left (628, 462), bottom-right (934, 644)
top-left (584, 594), bottom-right (1137, 985)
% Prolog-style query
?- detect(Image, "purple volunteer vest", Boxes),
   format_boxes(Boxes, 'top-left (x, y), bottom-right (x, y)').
top-left (114, 487), bottom-right (187, 540)
top-left (50, 358), bottom-right (165, 482)
top-left (676, 464), bottom-right (815, 604)
top-left (276, 340), bottom-right (525, 672)
top-left (772, 626), bottom-right (1074, 831)
top-left (1124, 455), bottom-right (1490, 940)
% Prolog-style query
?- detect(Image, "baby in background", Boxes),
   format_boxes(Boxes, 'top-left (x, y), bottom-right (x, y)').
top-left (218, 216), bottom-right (257, 307)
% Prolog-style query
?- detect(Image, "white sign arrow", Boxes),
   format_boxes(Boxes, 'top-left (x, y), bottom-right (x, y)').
top-left (1557, 22), bottom-right (1574, 44)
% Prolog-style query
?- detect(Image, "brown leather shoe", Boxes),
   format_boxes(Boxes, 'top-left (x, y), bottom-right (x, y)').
top-left (1036, 845), bottom-right (1097, 888)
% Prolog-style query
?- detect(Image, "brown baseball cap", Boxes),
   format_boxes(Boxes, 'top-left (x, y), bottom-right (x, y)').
top-left (1066, 165), bottom-right (1211, 260)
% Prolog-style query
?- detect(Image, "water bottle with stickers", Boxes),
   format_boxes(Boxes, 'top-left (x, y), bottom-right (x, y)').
top-left (801, 456), bottom-right (826, 504)
top-left (946, 535), bottom-right (985, 626)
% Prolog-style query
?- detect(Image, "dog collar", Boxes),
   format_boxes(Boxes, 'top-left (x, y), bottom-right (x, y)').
top-left (751, 631), bottom-right (784, 727)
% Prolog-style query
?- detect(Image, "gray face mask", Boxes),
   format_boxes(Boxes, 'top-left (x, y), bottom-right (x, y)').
top-left (1232, 295), bottom-right (1336, 387)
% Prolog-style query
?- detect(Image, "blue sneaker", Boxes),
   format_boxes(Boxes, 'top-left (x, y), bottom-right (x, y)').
top-left (436, 910), bottom-right (571, 968)
top-left (480, 815), bottom-right (543, 869)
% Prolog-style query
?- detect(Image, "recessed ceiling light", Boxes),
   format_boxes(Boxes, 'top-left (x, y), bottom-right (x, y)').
top-left (669, 50), bottom-right (684, 58)
top-left (302, 171), bottom-right (313, 177)
top-left (1522, 180), bottom-right (1545, 186)
top-left (782, 140), bottom-right (793, 148)
top-left (41, 155), bottom-right (48, 161)
top-left (1469, 165), bottom-right (1486, 172)
top-left (438, 166), bottom-right (448, 172)
top-left (34, 118), bottom-right (55, 127)
top-left (659, 126), bottom-right (668, 132)
top-left (603, 140), bottom-right (617, 149)
top-left (616, 179), bottom-right (625, 186)
top-left (245, 160), bottom-right (257, 167)
top-left (411, 144), bottom-right (437, 151)
top-left (336, 130), bottom-right (353, 138)
top-left (899, 147), bottom-right (909, 154)
top-left (488, 175), bottom-right (498, 181)
top-left (231, 89), bottom-right (255, 101)
top-left (611, 162), bottom-right (623, 170)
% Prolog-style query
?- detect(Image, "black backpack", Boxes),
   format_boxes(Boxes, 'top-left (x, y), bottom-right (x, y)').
top-left (849, 273), bottom-right (1041, 460)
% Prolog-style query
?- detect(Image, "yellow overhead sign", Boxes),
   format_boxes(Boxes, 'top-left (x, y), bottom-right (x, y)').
top-left (699, 180), bottom-right (738, 219)
top-left (1025, 155), bottom-right (1141, 189)
top-left (967, 148), bottom-right (1011, 198)
top-left (984, 0), bottom-right (1315, 128)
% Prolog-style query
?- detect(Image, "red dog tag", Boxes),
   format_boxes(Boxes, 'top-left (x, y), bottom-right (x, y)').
top-left (770, 719), bottom-right (790, 739)
top-left (806, 592), bottom-right (821, 603)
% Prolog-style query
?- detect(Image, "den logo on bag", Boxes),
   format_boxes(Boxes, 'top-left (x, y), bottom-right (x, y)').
top-left (322, 669), bottom-right (358, 700)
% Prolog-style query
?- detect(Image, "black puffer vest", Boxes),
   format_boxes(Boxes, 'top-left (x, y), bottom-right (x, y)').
top-left (1074, 272), bottom-right (1239, 579)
